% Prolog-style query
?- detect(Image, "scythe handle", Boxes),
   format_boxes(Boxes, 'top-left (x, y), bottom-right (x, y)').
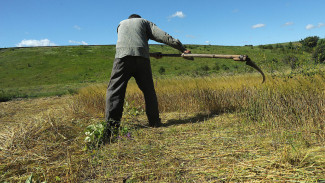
top-left (152, 53), bottom-right (248, 61)
top-left (150, 53), bottom-right (266, 83)
top-left (181, 53), bottom-right (245, 61)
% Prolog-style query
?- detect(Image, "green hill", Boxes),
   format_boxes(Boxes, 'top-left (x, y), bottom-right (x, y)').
top-left (0, 44), bottom-right (317, 101)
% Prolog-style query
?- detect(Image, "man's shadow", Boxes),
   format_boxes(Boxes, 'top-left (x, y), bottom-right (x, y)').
top-left (162, 112), bottom-right (218, 127)
top-left (133, 111), bottom-right (223, 129)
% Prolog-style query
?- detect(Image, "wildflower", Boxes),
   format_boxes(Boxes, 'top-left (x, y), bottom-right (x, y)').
top-left (84, 136), bottom-right (91, 143)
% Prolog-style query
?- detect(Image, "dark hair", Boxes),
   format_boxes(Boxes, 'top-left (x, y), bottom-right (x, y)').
top-left (128, 14), bottom-right (141, 19)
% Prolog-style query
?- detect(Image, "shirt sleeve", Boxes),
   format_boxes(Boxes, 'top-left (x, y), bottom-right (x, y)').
top-left (147, 21), bottom-right (186, 52)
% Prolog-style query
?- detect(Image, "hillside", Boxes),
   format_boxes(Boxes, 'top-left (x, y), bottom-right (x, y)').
top-left (0, 44), bottom-right (318, 101)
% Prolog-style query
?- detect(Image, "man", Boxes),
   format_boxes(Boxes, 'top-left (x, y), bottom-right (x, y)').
top-left (105, 14), bottom-right (190, 135)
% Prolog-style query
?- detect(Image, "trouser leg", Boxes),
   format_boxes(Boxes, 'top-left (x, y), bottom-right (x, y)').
top-left (133, 57), bottom-right (160, 125)
top-left (105, 57), bottom-right (131, 123)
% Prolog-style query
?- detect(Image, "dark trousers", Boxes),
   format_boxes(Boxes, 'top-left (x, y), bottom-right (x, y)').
top-left (105, 56), bottom-right (160, 125)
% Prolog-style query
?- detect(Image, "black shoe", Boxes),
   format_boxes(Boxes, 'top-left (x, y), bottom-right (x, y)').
top-left (103, 128), bottom-right (112, 143)
top-left (149, 120), bottom-right (163, 127)
top-left (105, 119), bottom-right (121, 143)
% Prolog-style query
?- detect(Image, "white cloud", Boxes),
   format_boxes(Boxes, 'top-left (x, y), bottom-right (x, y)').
top-left (252, 24), bottom-right (265, 29)
top-left (205, 41), bottom-right (210, 44)
top-left (283, 22), bottom-right (294, 26)
top-left (306, 23), bottom-right (325, 30)
top-left (306, 24), bottom-right (315, 30)
top-left (318, 23), bottom-right (325, 28)
top-left (74, 25), bottom-right (81, 30)
top-left (16, 39), bottom-right (56, 47)
top-left (69, 40), bottom-right (88, 45)
top-left (186, 35), bottom-right (195, 38)
top-left (170, 11), bottom-right (185, 19)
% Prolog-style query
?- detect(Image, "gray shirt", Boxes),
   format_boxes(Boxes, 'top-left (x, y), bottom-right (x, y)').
top-left (115, 18), bottom-right (186, 59)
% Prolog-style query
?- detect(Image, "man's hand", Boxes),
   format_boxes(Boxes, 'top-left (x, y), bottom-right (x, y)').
top-left (182, 49), bottom-right (193, 60)
top-left (150, 52), bottom-right (162, 59)
top-left (183, 49), bottom-right (191, 54)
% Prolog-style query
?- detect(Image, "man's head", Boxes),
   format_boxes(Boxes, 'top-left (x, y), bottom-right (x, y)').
top-left (128, 14), bottom-right (141, 19)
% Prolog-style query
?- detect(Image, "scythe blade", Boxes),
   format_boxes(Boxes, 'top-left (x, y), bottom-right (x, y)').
top-left (245, 57), bottom-right (266, 83)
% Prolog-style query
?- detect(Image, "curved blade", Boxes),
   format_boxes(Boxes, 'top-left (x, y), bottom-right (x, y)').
top-left (245, 57), bottom-right (266, 83)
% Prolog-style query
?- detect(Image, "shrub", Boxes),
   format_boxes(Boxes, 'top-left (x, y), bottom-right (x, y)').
top-left (221, 64), bottom-right (230, 70)
top-left (258, 45), bottom-right (266, 49)
top-left (265, 44), bottom-right (273, 49)
top-left (287, 42), bottom-right (294, 50)
top-left (282, 55), bottom-right (299, 69)
top-left (275, 44), bottom-right (284, 49)
top-left (317, 38), bottom-right (325, 45)
top-left (213, 63), bottom-right (220, 71)
top-left (200, 65), bottom-right (210, 71)
top-left (312, 39), bottom-right (325, 63)
top-left (158, 66), bottom-right (166, 75)
top-left (300, 36), bottom-right (319, 49)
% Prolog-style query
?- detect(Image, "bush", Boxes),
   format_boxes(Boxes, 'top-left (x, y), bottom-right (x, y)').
top-left (287, 42), bottom-right (294, 50)
top-left (158, 66), bottom-right (166, 75)
top-left (275, 44), bottom-right (284, 49)
top-left (213, 63), bottom-right (220, 71)
top-left (313, 39), bottom-right (325, 63)
top-left (317, 38), bottom-right (325, 45)
top-left (221, 64), bottom-right (230, 70)
top-left (300, 36), bottom-right (319, 50)
top-left (265, 45), bottom-right (273, 49)
top-left (282, 55), bottom-right (299, 69)
top-left (200, 65), bottom-right (210, 72)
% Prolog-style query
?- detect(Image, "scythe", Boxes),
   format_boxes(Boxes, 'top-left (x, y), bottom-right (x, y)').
top-left (150, 53), bottom-right (266, 83)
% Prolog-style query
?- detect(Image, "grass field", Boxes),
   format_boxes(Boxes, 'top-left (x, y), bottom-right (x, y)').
top-left (1, 73), bottom-right (324, 182)
top-left (0, 44), bottom-right (324, 182)
top-left (0, 44), bottom-right (314, 101)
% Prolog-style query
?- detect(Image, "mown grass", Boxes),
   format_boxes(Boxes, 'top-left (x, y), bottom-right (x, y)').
top-left (1, 71), bottom-right (324, 182)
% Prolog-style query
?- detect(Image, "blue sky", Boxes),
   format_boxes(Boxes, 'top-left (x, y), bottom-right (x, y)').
top-left (1, 0), bottom-right (324, 48)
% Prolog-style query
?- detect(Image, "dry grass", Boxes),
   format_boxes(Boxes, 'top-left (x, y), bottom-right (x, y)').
top-left (0, 96), bottom-right (88, 182)
top-left (74, 74), bottom-right (324, 142)
top-left (1, 73), bottom-right (324, 182)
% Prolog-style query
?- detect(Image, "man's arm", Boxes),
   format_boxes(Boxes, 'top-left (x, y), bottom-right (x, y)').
top-left (147, 21), bottom-right (190, 53)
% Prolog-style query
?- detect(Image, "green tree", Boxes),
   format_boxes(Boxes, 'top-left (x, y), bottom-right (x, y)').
top-left (312, 39), bottom-right (325, 63)
top-left (300, 36), bottom-right (319, 49)
top-left (287, 42), bottom-right (294, 50)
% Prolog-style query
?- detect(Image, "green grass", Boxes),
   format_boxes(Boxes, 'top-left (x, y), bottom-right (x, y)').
top-left (0, 83), bottom-right (87, 102)
top-left (0, 46), bottom-right (114, 87)
top-left (0, 44), bottom-right (318, 101)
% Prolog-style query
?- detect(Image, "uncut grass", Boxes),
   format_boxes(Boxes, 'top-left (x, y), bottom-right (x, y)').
top-left (1, 73), bottom-right (324, 182)
top-left (73, 73), bottom-right (324, 146)
top-left (72, 73), bottom-right (324, 181)
top-left (75, 73), bottom-right (325, 149)
top-left (75, 74), bottom-right (324, 139)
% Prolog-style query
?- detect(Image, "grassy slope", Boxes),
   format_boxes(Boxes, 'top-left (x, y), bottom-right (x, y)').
top-left (0, 44), bottom-right (314, 99)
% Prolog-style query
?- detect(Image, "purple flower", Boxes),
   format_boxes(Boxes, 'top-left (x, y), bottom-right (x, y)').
top-left (126, 132), bottom-right (132, 139)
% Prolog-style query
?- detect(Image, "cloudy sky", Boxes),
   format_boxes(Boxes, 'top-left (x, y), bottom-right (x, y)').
top-left (1, 0), bottom-right (324, 47)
